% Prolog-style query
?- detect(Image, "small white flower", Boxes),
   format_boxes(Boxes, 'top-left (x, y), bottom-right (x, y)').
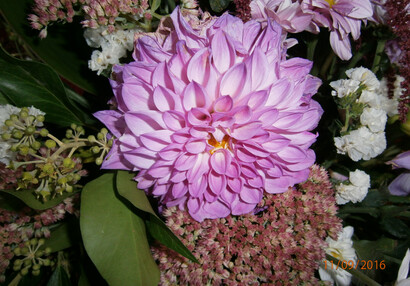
top-left (319, 226), bottom-right (357, 286)
top-left (360, 107), bottom-right (387, 133)
top-left (330, 79), bottom-right (360, 98)
top-left (336, 169), bottom-right (370, 205)
top-left (334, 127), bottom-right (386, 161)
top-left (396, 249), bottom-right (410, 286)
top-left (346, 67), bottom-right (380, 91)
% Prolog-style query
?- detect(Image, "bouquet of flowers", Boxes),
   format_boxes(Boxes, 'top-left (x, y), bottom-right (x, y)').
top-left (0, 0), bottom-right (409, 285)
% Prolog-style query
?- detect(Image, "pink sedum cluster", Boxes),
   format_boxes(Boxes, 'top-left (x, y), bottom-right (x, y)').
top-left (151, 165), bottom-right (342, 285)
top-left (95, 8), bottom-right (323, 221)
top-left (250, 0), bottom-right (374, 60)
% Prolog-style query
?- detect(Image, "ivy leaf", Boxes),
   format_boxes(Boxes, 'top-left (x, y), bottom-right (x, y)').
top-left (41, 219), bottom-right (81, 253)
top-left (47, 267), bottom-right (72, 286)
top-left (210, 0), bottom-right (231, 13)
top-left (0, 188), bottom-right (80, 210)
top-left (116, 170), bottom-right (199, 263)
top-left (0, 47), bottom-right (90, 127)
top-left (80, 173), bottom-right (160, 286)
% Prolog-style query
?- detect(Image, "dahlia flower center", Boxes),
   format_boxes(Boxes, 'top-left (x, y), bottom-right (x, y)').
top-left (208, 134), bottom-right (231, 154)
top-left (325, 0), bottom-right (335, 8)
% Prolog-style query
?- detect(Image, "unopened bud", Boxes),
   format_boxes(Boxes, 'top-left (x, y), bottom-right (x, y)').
top-left (20, 268), bottom-right (29, 276)
top-left (12, 130), bottom-right (23, 139)
top-left (36, 115), bottom-right (45, 122)
top-left (45, 140), bottom-right (56, 149)
top-left (66, 185), bottom-right (73, 192)
top-left (32, 269), bottom-right (40, 276)
top-left (97, 132), bottom-right (104, 140)
top-left (91, 146), bottom-right (100, 154)
top-left (31, 141), bottom-right (41, 150)
top-left (40, 128), bottom-right (49, 137)
top-left (100, 128), bottom-right (108, 135)
top-left (96, 157), bottom-right (103, 165)
top-left (1, 133), bottom-right (11, 140)
top-left (70, 123), bottom-right (77, 130)
top-left (63, 157), bottom-right (73, 168)
top-left (88, 135), bottom-right (96, 142)
top-left (20, 110), bottom-right (29, 119)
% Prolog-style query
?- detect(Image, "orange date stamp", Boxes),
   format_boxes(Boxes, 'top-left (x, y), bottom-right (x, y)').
top-left (323, 260), bottom-right (386, 270)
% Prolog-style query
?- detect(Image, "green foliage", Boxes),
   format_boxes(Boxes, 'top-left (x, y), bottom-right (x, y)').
top-left (116, 171), bottom-right (198, 263)
top-left (46, 267), bottom-right (72, 286)
top-left (0, 0), bottom-right (108, 95)
top-left (41, 220), bottom-right (81, 253)
top-left (210, 0), bottom-right (231, 13)
top-left (0, 47), bottom-right (93, 127)
top-left (0, 188), bottom-right (80, 210)
top-left (80, 173), bottom-right (160, 286)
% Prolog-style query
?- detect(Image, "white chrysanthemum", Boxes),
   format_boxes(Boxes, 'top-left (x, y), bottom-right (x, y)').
top-left (394, 75), bottom-right (406, 99)
top-left (330, 79), bottom-right (360, 98)
top-left (360, 107), bottom-right (387, 133)
top-left (0, 105), bottom-right (44, 165)
top-left (346, 67), bottom-right (380, 91)
top-left (334, 127), bottom-right (386, 161)
top-left (335, 169), bottom-right (370, 204)
top-left (85, 27), bottom-right (141, 75)
top-left (319, 226), bottom-right (357, 286)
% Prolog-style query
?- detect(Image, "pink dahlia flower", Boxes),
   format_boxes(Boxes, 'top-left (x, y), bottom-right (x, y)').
top-left (301, 0), bottom-right (373, 60)
top-left (94, 7), bottom-right (323, 221)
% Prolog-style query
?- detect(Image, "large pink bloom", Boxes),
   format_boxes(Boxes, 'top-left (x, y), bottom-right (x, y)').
top-left (94, 8), bottom-right (323, 221)
top-left (301, 0), bottom-right (373, 60)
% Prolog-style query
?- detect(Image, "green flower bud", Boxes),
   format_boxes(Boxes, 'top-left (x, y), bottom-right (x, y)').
top-left (13, 247), bottom-right (21, 256)
top-left (73, 174), bottom-right (81, 181)
top-left (23, 259), bottom-right (31, 267)
top-left (70, 123), bottom-right (77, 130)
top-left (22, 172), bottom-right (34, 181)
top-left (107, 139), bottom-right (113, 147)
top-left (27, 115), bottom-right (36, 123)
top-left (44, 248), bottom-right (52, 255)
top-left (25, 126), bottom-right (36, 135)
top-left (97, 132), bottom-right (104, 140)
top-left (35, 250), bottom-right (44, 258)
top-left (32, 264), bottom-right (41, 271)
top-left (13, 265), bottom-right (21, 272)
top-left (1, 133), bottom-right (11, 140)
top-left (32, 269), bottom-right (40, 276)
top-left (91, 146), bottom-right (100, 154)
top-left (43, 259), bottom-right (51, 266)
top-left (10, 144), bottom-right (19, 152)
top-left (101, 128), bottom-right (108, 135)
top-left (19, 146), bottom-right (30, 156)
top-left (20, 267), bottom-right (29, 276)
top-left (30, 238), bottom-right (38, 246)
top-left (76, 126), bottom-right (84, 133)
top-left (63, 157), bottom-right (73, 168)
top-left (20, 110), bottom-right (29, 119)
top-left (36, 115), bottom-right (45, 122)
top-left (31, 141), bottom-right (41, 150)
top-left (66, 129), bottom-right (73, 139)
top-left (5, 119), bottom-right (14, 127)
top-left (14, 259), bottom-right (22, 266)
top-left (24, 241), bottom-right (30, 247)
top-left (38, 238), bottom-right (45, 246)
top-left (42, 163), bottom-right (54, 174)
top-left (88, 135), bottom-right (96, 142)
top-left (10, 114), bottom-right (19, 122)
top-left (45, 139), bottom-right (56, 149)
top-left (12, 130), bottom-right (23, 139)
top-left (21, 107), bottom-right (29, 113)
top-left (40, 128), bottom-right (49, 137)
top-left (58, 176), bottom-right (68, 185)
top-left (96, 157), bottom-right (103, 165)
top-left (66, 185), bottom-right (73, 192)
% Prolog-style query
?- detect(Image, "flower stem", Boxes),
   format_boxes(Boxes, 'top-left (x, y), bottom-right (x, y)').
top-left (372, 40), bottom-right (386, 74)
top-left (320, 51), bottom-right (335, 79)
top-left (47, 133), bottom-right (64, 147)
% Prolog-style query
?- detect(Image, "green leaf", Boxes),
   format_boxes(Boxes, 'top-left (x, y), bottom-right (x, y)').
top-left (0, 192), bottom-right (25, 211)
top-left (150, 0), bottom-right (161, 13)
top-left (380, 217), bottom-right (410, 238)
top-left (116, 171), bottom-right (198, 263)
top-left (0, 91), bottom-right (12, 104)
top-left (47, 267), bottom-right (72, 286)
top-left (0, 0), bottom-right (108, 95)
top-left (41, 219), bottom-right (80, 253)
top-left (0, 188), bottom-right (80, 210)
top-left (80, 173), bottom-right (160, 286)
top-left (0, 47), bottom-right (90, 127)
top-left (209, 0), bottom-right (231, 13)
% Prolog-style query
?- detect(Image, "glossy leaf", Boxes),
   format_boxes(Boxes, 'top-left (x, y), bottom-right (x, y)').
top-left (47, 267), bottom-right (72, 286)
top-left (210, 0), bottom-right (231, 13)
top-left (0, 47), bottom-right (90, 126)
top-left (0, 188), bottom-right (80, 210)
top-left (41, 219), bottom-right (80, 253)
top-left (80, 173), bottom-right (160, 286)
top-left (116, 171), bottom-right (198, 263)
top-left (0, 0), bottom-right (107, 95)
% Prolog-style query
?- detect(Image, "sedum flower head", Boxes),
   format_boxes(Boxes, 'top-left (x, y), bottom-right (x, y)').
top-left (151, 165), bottom-right (342, 285)
top-left (95, 8), bottom-right (323, 221)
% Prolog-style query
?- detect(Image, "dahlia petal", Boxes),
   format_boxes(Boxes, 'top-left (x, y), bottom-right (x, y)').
top-left (265, 78), bottom-right (292, 107)
top-left (136, 174), bottom-right (156, 189)
top-left (266, 164), bottom-right (283, 177)
top-left (242, 142), bottom-right (270, 157)
top-left (148, 164), bottom-right (172, 178)
top-left (209, 172), bottom-right (226, 195)
top-left (211, 30), bottom-right (235, 74)
top-left (139, 130), bottom-right (173, 152)
top-left (214, 95), bottom-right (233, 112)
top-left (280, 57), bottom-right (312, 80)
top-left (185, 139), bottom-right (207, 154)
top-left (158, 144), bottom-right (182, 161)
top-left (190, 126), bottom-right (215, 139)
top-left (220, 188), bottom-right (237, 204)
top-left (220, 63), bottom-right (247, 98)
top-left (330, 30), bottom-right (352, 61)
top-left (94, 110), bottom-right (125, 138)
top-left (124, 111), bottom-right (165, 137)
top-left (152, 184), bottom-right (168, 196)
top-left (153, 85), bottom-right (182, 112)
top-left (174, 153), bottom-right (197, 171)
top-left (172, 182), bottom-right (188, 198)
top-left (271, 113), bottom-right (304, 129)
top-left (277, 145), bottom-right (307, 163)
top-left (170, 170), bottom-right (187, 183)
top-left (231, 122), bottom-right (262, 140)
top-left (168, 41), bottom-right (192, 82)
top-left (242, 20), bottom-right (262, 52)
top-left (210, 149), bottom-right (232, 174)
top-left (231, 198), bottom-right (256, 215)
top-left (202, 200), bottom-right (231, 218)
top-left (261, 135), bottom-right (290, 153)
top-left (187, 197), bottom-right (201, 213)
top-left (187, 48), bottom-right (210, 85)
top-left (189, 175), bottom-right (207, 197)
top-left (227, 177), bottom-right (243, 193)
top-left (232, 106), bottom-right (252, 125)
top-left (187, 108), bottom-right (211, 126)
top-left (240, 185), bottom-right (263, 203)
top-left (122, 62), bottom-right (155, 84)
top-left (152, 62), bottom-right (186, 95)
top-left (171, 129), bottom-right (191, 144)
top-left (123, 147), bottom-right (156, 169)
top-left (183, 82), bottom-right (209, 111)
top-left (245, 90), bottom-right (269, 110)
top-left (284, 149), bottom-right (316, 171)
top-left (170, 7), bottom-right (205, 50)
top-left (120, 83), bottom-right (153, 112)
top-left (236, 147), bottom-right (257, 163)
top-left (256, 157), bottom-right (274, 169)
top-left (187, 152), bottom-right (210, 182)
top-left (265, 176), bottom-right (291, 193)
top-left (100, 140), bottom-right (132, 170)
top-left (347, 0), bottom-right (373, 18)
top-left (246, 47), bottom-right (270, 90)
top-left (204, 189), bottom-right (218, 202)
top-left (162, 111), bottom-right (186, 131)
top-left (248, 175), bottom-right (264, 188)
top-left (255, 108), bottom-right (279, 127)
top-left (135, 35), bottom-right (172, 63)
top-left (226, 161), bottom-right (241, 178)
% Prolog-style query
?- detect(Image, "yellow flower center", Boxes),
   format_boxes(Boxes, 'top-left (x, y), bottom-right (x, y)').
top-left (325, 0), bottom-right (335, 8)
top-left (330, 249), bottom-right (342, 259)
top-left (208, 134), bottom-right (230, 154)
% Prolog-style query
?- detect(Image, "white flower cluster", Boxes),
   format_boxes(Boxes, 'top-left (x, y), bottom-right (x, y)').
top-left (331, 67), bottom-right (400, 162)
top-left (85, 27), bottom-right (141, 75)
top-left (335, 169), bottom-right (371, 205)
top-left (319, 226), bottom-right (357, 286)
top-left (0, 105), bottom-right (45, 165)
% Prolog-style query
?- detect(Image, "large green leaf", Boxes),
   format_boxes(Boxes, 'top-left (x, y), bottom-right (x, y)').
top-left (116, 170), bottom-right (198, 263)
top-left (0, 47), bottom-right (90, 127)
top-left (80, 173), bottom-right (160, 286)
top-left (0, 188), bottom-right (80, 210)
top-left (41, 219), bottom-right (80, 253)
top-left (0, 0), bottom-right (107, 95)
top-left (46, 267), bottom-right (72, 286)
